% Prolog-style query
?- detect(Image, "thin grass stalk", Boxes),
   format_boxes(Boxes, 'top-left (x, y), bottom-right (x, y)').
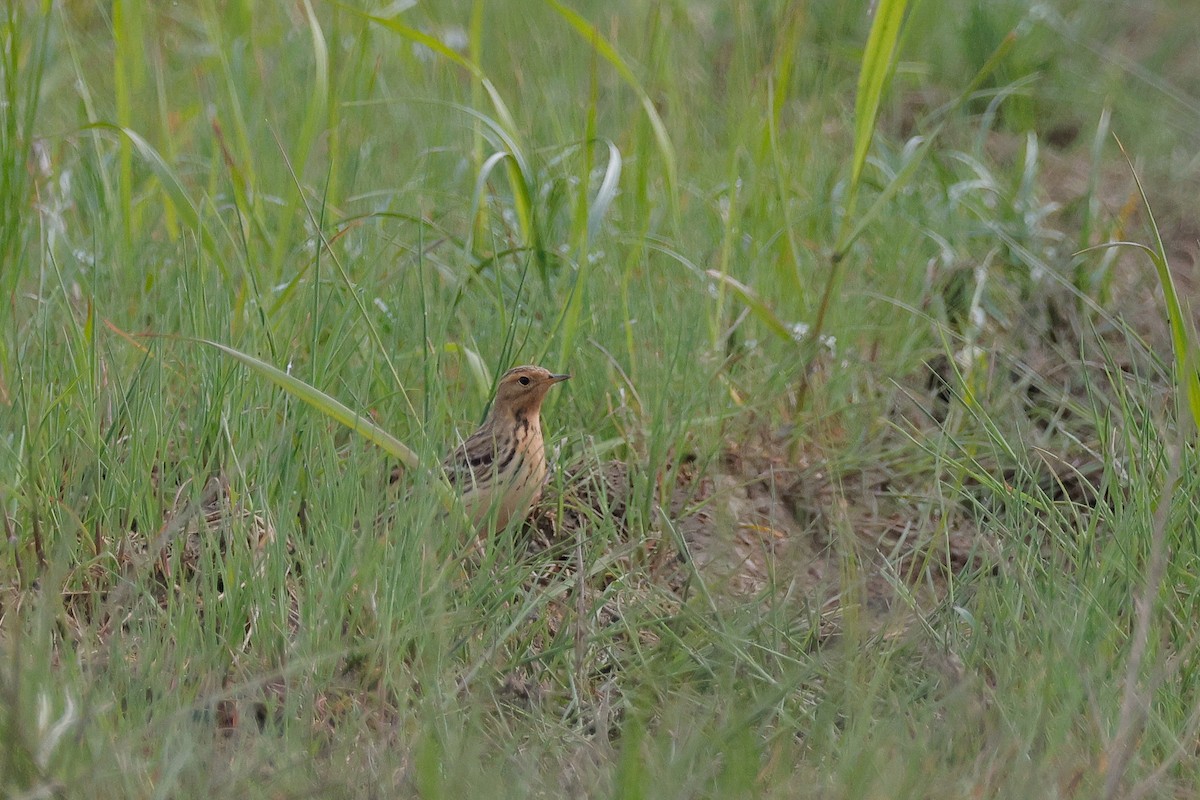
top-left (469, 0), bottom-right (489, 255)
top-left (546, 0), bottom-right (679, 229)
top-left (268, 122), bottom-right (421, 430)
top-left (266, 0), bottom-right (330, 280)
top-left (1102, 444), bottom-right (1181, 798)
top-left (1, 490), bottom-right (21, 589)
top-left (574, 49), bottom-right (599, 251)
top-left (557, 58), bottom-right (600, 369)
top-left (559, 139), bottom-right (621, 368)
top-left (83, 123), bottom-right (225, 267)
top-left (1078, 106), bottom-right (1115, 296)
top-left (791, 0), bottom-right (907, 408)
top-left (0, 4), bottom-right (50, 290)
top-left (798, 23), bottom-right (1014, 409)
top-left (84, 300), bottom-right (104, 559)
top-left (355, 8), bottom-right (540, 267)
top-left (112, 0), bottom-right (143, 251)
top-left (1079, 143), bottom-right (1200, 434)
top-left (201, 5), bottom-right (269, 264)
top-left (765, 7), bottom-right (808, 314)
top-left (22, 404), bottom-right (45, 571)
top-left (149, 48), bottom-right (180, 241)
top-left (60, 7), bottom-right (119, 253)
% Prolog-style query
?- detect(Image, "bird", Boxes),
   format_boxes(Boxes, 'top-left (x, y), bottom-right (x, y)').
top-left (442, 365), bottom-right (570, 529)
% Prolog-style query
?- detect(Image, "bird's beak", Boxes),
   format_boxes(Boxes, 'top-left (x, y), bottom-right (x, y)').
top-left (548, 373), bottom-right (571, 383)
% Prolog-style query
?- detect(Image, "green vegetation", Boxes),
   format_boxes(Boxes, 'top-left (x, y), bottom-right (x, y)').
top-left (3, 1), bottom-right (1199, 796)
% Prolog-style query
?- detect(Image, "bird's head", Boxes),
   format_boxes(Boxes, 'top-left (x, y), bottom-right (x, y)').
top-left (490, 365), bottom-right (570, 420)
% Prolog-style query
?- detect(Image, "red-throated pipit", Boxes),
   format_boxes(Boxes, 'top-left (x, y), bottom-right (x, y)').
top-left (443, 365), bottom-right (569, 528)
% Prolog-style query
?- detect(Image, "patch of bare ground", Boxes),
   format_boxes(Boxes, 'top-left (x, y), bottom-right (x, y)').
top-left (525, 432), bottom-right (990, 654)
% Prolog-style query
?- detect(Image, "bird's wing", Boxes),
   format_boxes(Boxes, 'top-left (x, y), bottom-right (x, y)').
top-left (442, 432), bottom-right (496, 488)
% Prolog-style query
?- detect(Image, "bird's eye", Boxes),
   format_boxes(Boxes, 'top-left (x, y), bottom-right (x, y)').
top-left (518, 376), bottom-right (531, 386)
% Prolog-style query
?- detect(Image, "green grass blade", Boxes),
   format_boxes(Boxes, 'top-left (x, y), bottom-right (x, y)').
top-left (838, 0), bottom-right (908, 246)
top-left (766, 75), bottom-right (807, 310)
top-left (351, 6), bottom-right (522, 137)
top-left (835, 29), bottom-right (1013, 258)
top-left (545, 0), bottom-right (678, 225)
top-left (264, 0), bottom-right (331, 279)
top-left (558, 138), bottom-right (622, 365)
top-left (837, 125), bottom-right (941, 254)
top-left (454, 104), bottom-right (536, 258)
top-left (443, 343), bottom-right (490, 403)
top-left (0, 2), bottom-right (50, 293)
top-left (1080, 239), bottom-right (1200, 433)
top-left (82, 122), bottom-right (225, 268)
top-left (1076, 137), bottom-right (1200, 433)
top-left (705, 270), bottom-right (795, 343)
top-left (587, 139), bottom-right (622, 242)
top-left (350, 5), bottom-right (539, 260)
top-left (466, 150), bottom-right (518, 257)
top-left (198, 338), bottom-right (420, 469)
top-left (469, 0), bottom-right (489, 246)
top-left (112, 0), bottom-right (144, 250)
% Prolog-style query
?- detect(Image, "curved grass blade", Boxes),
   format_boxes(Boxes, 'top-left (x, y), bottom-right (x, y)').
top-left (587, 139), bottom-right (622, 242)
top-left (705, 270), bottom-right (795, 343)
top-left (557, 139), bottom-right (622, 366)
top-left (346, 0), bottom-right (539, 258)
top-left (198, 338), bottom-right (419, 469)
top-left (348, 6), bottom-right (521, 137)
top-left (641, 240), bottom-right (797, 345)
top-left (452, 102), bottom-right (536, 261)
top-left (464, 146), bottom-right (534, 258)
top-left (836, 126), bottom-right (940, 254)
top-left (545, 0), bottom-right (678, 224)
top-left (442, 342), bottom-right (490, 402)
top-left (1077, 137), bottom-right (1199, 433)
top-left (1080, 244), bottom-right (1200, 433)
top-left (82, 122), bottom-right (224, 266)
top-left (835, 28), bottom-right (1013, 260)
